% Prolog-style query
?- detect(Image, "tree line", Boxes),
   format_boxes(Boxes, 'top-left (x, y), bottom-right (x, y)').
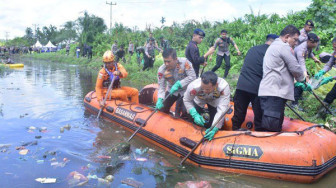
top-left (4, 0), bottom-right (336, 61)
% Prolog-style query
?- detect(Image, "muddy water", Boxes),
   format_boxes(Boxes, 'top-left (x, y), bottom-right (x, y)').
top-left (0, 57), bottom-right (336, 187)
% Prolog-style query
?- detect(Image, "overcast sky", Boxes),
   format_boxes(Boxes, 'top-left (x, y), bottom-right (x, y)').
top-left (0, 0), bottom-right (311, 40)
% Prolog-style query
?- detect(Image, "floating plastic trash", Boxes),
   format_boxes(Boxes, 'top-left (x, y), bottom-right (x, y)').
top-left (19, 149), bottom-right (29, 155)
top-left (135, 157), bottom-right (147, 162)
top-left (35, 178), bottom-right (56, 184)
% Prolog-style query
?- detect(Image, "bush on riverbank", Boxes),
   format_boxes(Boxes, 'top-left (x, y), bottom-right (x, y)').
top-left (19, 0), bottom-right (336, 127)
top-left (21, 51), bottom-right (336, 127)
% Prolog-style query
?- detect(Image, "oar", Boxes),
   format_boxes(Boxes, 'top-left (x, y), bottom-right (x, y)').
top-left (304, 83), bottom-right (333, 114)
top-left (310, 90), bottom-right (333, 114)
top-left (97, 76), bottom-right (116, 119)
top-left (180, 105), bottom-right (232, 166)
top-left (127, 94), bottom-right (171, 142)
top-left (200, 66), bottom-right (206, 77)
top-left (200, 54), bottom-right (212, 77)
top-left (285, 103), bottom-right (306, 121)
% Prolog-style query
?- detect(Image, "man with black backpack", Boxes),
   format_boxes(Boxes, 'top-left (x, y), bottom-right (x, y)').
top-left (211, 30), bottom-right (241, 78)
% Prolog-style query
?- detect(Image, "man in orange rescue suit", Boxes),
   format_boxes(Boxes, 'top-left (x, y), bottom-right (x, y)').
top-left (96, 50), bottom-right (139, 107)
top-left (183, 71), bottom-right (230, 141)
top-left (156, 48), bottom-right (196, 118)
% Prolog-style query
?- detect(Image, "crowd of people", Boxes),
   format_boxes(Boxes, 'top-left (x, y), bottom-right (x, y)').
top-left (95, 20), bottom-right (336, 141)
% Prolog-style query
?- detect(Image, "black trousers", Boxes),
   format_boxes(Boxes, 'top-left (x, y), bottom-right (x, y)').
top-left (186, 102), bottom-right (217, 129)
top-left (160, 92), bottom-right (187, 118)
top-left (211, 54), bottom-right (230, 78)
top-left (192, 62), bottom-right (200, 78)
top-left (325, 83), bottom-right (336, 104)
top-left (260, 96), bottom-right (286, 132)
top-left (143, 55), bottom-right (154, 71)
top-left (231, 89), bottom-right (263, 131)
top-left (293, 86), bottom-right (303, 104)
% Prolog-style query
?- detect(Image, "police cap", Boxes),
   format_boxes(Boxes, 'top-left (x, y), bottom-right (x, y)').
top-left (194, 28), bottom-right (205, 37)
top-left (305, 20), bottom-right (314, 27)
top-left (266, 34), bottom-right (279, 40)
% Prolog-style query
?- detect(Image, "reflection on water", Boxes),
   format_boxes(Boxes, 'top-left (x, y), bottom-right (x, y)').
top-left (0, 57), bottom-right (336, 187)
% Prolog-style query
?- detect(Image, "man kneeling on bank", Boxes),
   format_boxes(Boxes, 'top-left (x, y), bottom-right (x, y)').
top-left (96, 50), bottom-right (139, 107)
top-left (183, 71), bottom-right (230, 141)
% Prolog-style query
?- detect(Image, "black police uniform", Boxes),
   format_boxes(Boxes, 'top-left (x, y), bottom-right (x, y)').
top-left (324, 54), bottom-right (336, 105)
top-left (185, 40), bottom-right (205, 77)
top-left (232, 44), bottom-right (269, 131)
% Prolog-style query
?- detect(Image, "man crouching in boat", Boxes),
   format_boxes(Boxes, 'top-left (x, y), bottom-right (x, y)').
top-left (156, 48), bottom-right (196, 117)
top-left (96, 50), bottom-right (139, 107)
top-left (183, 71), bottom-right (230, 141)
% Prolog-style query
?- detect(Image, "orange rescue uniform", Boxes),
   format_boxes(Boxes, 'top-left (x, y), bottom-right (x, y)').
top-left (95, 63), bottom-right (139, 103)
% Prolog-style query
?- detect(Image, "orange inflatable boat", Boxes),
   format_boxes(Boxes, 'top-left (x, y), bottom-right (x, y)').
top-left (84, 84), bottom-right (336, 183)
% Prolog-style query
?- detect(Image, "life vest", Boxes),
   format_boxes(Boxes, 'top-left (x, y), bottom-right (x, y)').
top-left (102, 64), bottom-right (121, 89)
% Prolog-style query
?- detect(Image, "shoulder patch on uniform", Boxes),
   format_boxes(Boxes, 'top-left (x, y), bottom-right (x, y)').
top-left (158, 72), bottom-right (163, 79)
top-left (185, 62), bottom-right (191, 70)
top-left (190, 89), bottom-right (197, 96)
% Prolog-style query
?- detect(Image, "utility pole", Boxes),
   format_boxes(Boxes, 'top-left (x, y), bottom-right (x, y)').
top-left (32, 24), bottom-right (39, 39)
top-left (5, 32), bottom-right (9, 42)
top-left (106, 1), bottom-right (116, 32)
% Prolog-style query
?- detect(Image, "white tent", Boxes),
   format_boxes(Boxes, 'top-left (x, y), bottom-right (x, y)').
top-left (44, 41), bottom-right (56, 48)
top-left (33, 40), bottom-right (43, 48)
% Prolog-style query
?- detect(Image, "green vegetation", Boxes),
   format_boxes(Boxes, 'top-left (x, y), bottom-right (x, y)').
top-left (15, 0), bottom-right (336, 126)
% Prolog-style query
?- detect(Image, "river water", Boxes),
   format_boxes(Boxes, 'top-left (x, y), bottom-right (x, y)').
top-left (0, 57), bottom-right (336, 187)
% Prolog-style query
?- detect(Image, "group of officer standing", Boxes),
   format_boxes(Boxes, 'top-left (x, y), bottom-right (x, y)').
top-left (97, 19), bottom-right (335, 141)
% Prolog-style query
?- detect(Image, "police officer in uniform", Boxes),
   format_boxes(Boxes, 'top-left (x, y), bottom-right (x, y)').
top-left (315, 37), bottom-right (336, 112)
top-left (292, 33), bottom-right (321, 109)
top-left (156, 48), bottom-right (196, 117)
top-left (183, 71), bottom-right (230, 141)
top-left (115, 44), bottom-right (126, 63)
top-left (128, 41), bottom-right (134, 56)
top-left (143, 38), bottom-right (162, 71)
top-left (159, 36), bottom-right (170, 51)
top-left (211, 30), bottom-right (241, 78)
top-left (111, 41), bottom-right (118, 55)
top-left (232, 34), bottom-right (279, 131)
top-left (298, 20), bottom-right (314, 45)
top-left (144, 33), bottom-right (159, 48)
top-left (185, 29), bottom-right (215, 77)
top-left (258, 25), bottom-right (311, 132)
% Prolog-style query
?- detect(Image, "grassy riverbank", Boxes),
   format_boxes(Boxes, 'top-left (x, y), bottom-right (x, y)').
top-left (21, 51), bottom-right (336, 128)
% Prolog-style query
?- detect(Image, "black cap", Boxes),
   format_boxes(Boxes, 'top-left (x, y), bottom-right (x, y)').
top-left (308, 33), bottom-right (319, 43)
top-left (305, 20), bottom-right (314, 27)
top-left (266, 34), bottom-right (279, 40)
top-left (194, 28), bottom-right (205, 37)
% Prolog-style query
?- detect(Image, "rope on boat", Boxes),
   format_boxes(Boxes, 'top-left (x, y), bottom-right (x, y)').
top-left (88, 92), bottom-right (331, 136)
top-left (212, 124), bottom-right (330, 141)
